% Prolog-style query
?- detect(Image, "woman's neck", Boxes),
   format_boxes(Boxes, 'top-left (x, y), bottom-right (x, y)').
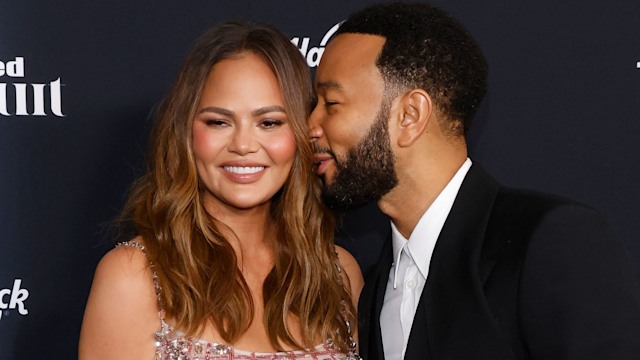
top-left (203, 197), bottom-right (274, 270)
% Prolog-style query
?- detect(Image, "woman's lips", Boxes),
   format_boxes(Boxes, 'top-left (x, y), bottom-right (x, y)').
top-left (221, 164), bottom-right (267, 183)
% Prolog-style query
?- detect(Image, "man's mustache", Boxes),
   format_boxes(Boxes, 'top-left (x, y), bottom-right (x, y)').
top-left (310, 142), bottom-right (335, 158)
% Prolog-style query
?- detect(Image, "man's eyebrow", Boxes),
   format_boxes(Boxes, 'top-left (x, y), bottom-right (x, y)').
top-left (315, 80), bottom-right (344, 92)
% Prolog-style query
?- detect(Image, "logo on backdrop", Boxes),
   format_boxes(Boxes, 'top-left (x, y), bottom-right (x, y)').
top-left (0, 279), bottom-right (29, 320)
top-left (291, 22), bottom-right (342, 68)
top-left (0, 56), bottom-right (65, 117)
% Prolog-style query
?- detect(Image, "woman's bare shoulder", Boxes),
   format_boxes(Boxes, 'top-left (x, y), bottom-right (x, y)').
top-left (78, 236), bottom-right (159, 360)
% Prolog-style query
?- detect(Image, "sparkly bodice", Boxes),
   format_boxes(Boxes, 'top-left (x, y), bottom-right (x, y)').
top-left (115, 241), bottom-right (360, 360)
top-left (155, 318), bottom-right (347, 360)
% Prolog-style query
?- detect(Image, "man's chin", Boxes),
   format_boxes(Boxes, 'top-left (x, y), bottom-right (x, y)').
top-left (321, 187), bottom-right (376, 212)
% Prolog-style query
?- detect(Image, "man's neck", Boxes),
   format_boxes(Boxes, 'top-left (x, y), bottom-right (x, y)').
top-left (379, 155), bottom-right (468, 238)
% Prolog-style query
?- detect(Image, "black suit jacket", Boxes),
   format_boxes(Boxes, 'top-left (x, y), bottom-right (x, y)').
top-left (358, 164), bottom-right (640, 360)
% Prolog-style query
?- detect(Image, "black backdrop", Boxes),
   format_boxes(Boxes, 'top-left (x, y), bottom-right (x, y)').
top-left (1, 1), bottom-right (639, 358)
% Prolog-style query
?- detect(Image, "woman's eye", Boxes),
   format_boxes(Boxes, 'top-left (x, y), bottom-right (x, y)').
top-left (260, 119), bottom-right (284, 129)
top-left (205, 119), bottom-right (229, 127)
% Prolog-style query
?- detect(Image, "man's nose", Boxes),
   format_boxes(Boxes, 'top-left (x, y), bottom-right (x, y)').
top-left (308, 106), bottom-right (323, 142)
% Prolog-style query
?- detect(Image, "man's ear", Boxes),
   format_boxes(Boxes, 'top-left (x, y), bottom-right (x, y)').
top-left (397, 89), bottom-right (433, 147)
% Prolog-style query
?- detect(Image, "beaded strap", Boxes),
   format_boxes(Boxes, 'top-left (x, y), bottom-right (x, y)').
top-left (115, 241), bottom-right (165, 314)
top-left (116, 241), bottom-right (172, 360)
top-left (333, 251), bottom-right (362, 360)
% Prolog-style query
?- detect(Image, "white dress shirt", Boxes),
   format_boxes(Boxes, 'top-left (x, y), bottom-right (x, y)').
top-left (380, 158), bottom-right (472, 360)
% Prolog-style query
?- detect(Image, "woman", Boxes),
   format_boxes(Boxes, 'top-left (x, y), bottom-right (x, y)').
top-left (79, 21), bottom-right (363, 360)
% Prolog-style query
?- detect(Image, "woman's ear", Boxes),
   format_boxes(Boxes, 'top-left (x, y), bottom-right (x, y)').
top-left (396, 89), bottom-right (433, 147)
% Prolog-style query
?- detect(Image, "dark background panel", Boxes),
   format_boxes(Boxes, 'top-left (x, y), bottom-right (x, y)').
top-left (1, 1), bottom-right (638, 359)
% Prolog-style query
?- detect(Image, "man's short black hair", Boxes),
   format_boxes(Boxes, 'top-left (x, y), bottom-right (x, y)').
top-left (336, 2), bottom-right (488, 134)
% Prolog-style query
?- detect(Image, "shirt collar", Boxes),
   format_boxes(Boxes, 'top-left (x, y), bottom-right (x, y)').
top-left (391, 158), bottom-right (472, 283)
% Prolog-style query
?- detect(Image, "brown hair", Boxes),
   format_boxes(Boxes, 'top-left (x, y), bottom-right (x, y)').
top-left (120, 21), bottom-right (354, 351)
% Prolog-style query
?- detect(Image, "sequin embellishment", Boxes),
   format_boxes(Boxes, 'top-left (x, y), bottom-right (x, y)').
top-left (116, 241), bottom-right (358, 360)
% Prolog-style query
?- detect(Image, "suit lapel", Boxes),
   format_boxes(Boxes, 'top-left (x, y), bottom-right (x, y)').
top-left (406, 164), bottom-right (516, 359)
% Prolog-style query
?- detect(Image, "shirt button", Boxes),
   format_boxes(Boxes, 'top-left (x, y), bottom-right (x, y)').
top-left (407, 280), bottom-right (416, 289)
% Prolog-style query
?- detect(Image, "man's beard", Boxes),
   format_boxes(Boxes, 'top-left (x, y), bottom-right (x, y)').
top-left (321, 99), bottom-right (398, 211)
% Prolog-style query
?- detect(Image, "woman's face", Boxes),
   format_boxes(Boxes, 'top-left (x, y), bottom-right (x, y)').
top-left (192, 52), bottom-right (296, 212)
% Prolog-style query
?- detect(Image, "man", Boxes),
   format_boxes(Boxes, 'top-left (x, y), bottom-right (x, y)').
top-left (308, 2), bottom-right (640, 360)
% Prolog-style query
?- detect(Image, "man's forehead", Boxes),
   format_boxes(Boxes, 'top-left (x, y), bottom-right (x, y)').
top-left (322, 33), bottom-right (385, 65)
top-left (315, 79), bottom-right (344, 92)
top-left (316, 33), bottom-right (386, 87)
top-left (329, 32), bottom-right (386, 49)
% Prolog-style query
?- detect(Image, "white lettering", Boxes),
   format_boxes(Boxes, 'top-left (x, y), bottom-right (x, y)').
top-left (7, 57), bottom-right (25, 77)
top-left (291, 22), bottom-right (342, 68)
top-left (0, 279), bottom-right (29, 320)
top-left (306, 47), bottom-right (324, 68)
top-left (0, 79), bottom-right (66, 117)
top-left (0, 57), bottom-right (66, 117)
top-left (32, 84), bottom-right (46, 116)
top-left (0, 57), bottom-right (26, 77)
top-left (319, 23), bottom-right (341, 47)
top-left (0, 84), bottom-right (9, 116)
top-left (291, 37), bottom-right (309, 57)
top-left (50, 78), bottom-right (65, 117)
top-left (0, 289), bottom-right (10, 307)
top-left (14, 83), bottom-right (28, 116)
top-left (9, 280), bottom-right (29, 315)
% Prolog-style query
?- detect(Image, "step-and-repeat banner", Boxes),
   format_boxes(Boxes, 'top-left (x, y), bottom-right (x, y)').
top-left (1, 1), bottom-right (639, 358)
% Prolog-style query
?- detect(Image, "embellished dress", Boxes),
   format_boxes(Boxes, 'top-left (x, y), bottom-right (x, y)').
top-left (116, 241), bottom-right (361, 360)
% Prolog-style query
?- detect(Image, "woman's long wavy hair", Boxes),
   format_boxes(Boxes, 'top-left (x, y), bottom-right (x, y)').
top-left (119, 21), bottom-right (354, 351)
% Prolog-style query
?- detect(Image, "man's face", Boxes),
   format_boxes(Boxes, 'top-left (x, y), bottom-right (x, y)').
top-left (309, 33), bottom-right (398, 210)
